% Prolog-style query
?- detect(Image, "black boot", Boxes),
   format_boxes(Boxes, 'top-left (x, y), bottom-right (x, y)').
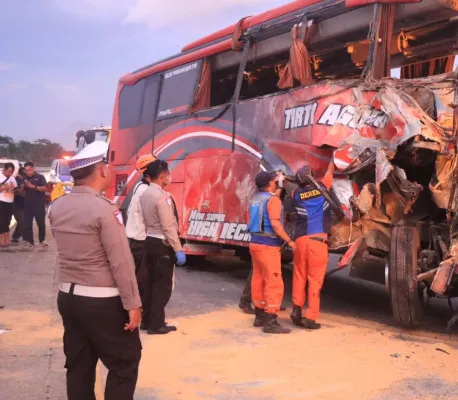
top-left (253, 307), bottom-right (266, 327)
top-left (301, 317), bottom-right (321, 330)
top-left (290, 305), bottom-right (303, 326)
top-left (239, 301), bottom-right (255, 315)
top-left (263, 314), bottom-right (291, 334)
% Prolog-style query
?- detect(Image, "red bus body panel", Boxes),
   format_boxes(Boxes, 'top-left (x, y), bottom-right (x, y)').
top-left (108, 78), bottom-right (452, 252)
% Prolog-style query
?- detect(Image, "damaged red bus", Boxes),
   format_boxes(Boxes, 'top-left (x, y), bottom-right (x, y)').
top-left (107, 0), bottom-right (458, 328)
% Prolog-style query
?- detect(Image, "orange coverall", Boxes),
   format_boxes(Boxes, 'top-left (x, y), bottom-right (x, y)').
top-left (250, 195), bottom-right (284, 314)
top-left (292, 172), bottom-right (333, 321)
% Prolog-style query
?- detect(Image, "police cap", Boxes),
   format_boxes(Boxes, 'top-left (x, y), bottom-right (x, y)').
top-left (68, 141), bottom-right (109, 171)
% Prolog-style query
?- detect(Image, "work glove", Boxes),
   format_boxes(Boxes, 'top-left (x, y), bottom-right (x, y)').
top-left (175, 250), bottom-right (186, 266)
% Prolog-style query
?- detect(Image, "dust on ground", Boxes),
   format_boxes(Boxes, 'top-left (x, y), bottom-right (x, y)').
top-left (135, 307), bottom-right (457, 400)
top-left (2, 239), bottom-right (458, 400)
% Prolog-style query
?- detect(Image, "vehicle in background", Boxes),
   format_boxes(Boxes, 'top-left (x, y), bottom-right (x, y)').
top-left (75, 126), bottom-right (111, 154)
top-left (49, 158), bottom-right (73, 195)
top-left (0, 158), bottom-right (20, 177)
top-left (107, 0), bottom-right (458, 329)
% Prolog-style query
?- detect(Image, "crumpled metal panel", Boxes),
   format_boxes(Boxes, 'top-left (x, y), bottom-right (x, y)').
top-left (386, 166), bottom-right (423, 214)
top-left (430, 154), bottom-right (458, 209)
top-left (431, 259), bottom-right (456, 295)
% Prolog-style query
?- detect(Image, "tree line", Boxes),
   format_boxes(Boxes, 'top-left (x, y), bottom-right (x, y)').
top-left (0, 135), bottom-right (72, 166)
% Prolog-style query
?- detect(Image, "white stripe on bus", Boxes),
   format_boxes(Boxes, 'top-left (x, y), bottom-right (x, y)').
top-left (113, 132), bottom-right (262, 204)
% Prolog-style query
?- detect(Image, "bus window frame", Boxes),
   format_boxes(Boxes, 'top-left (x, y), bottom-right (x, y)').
top-left (188, 39), bottom-right (251, 118)
top-left (155, 60), bottom-right (203, 123)
top-left (118, 79), bottom-right (147, 130)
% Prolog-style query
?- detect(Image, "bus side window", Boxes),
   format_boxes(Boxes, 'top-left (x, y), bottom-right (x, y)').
top-left (156, 61), bottom-right (202, 121)
top-left (118, 75), bottom-right (160, 129)
top-left (141, 77), bottom-right (161, 126)
top-left (118, 80), bottom-right (146, 130)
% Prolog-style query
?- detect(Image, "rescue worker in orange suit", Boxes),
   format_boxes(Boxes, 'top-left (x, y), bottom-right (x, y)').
top-left (290, 160), bottom-right (335, 330)
top-left (248, 171), bottom-right (296, 334)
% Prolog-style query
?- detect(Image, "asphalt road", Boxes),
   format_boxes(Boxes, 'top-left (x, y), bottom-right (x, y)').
top-left (1, 232), bottom-right (457, 400)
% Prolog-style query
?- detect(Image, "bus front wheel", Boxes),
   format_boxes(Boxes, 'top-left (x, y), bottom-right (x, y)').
top-left (388, 226), bottom-right (425, 329)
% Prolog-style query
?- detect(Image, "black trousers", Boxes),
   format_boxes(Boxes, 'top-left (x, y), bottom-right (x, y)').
top-left (23, 204), bottom-right (46, 244)
top-left (12, 204), bottom-right (24, 240)
top-left (128, 238), bottom-right (147, 307)
top-left (240, 270), bottom-right (253, 304)
top-left (57, 291), bottom-right (142, 400)
top-left (143, 237), bottom-right (175, 330)
top-left (0, 201), bottom-right (13, 234)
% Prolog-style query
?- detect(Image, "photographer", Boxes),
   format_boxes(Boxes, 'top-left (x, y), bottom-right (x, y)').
top-left (0, 162), bottom-right (17, 248)
top-left (23, 162), bottom-right (48, 249)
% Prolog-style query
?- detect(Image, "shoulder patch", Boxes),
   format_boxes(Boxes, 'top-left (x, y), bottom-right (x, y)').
top-left (113, 210), bottom-right (124, 225)
top-left (165, 191), bottom-right (174, 206)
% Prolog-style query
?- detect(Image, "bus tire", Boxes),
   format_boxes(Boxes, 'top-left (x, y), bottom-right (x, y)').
top-left (389, 226), bottom-right (425, 329)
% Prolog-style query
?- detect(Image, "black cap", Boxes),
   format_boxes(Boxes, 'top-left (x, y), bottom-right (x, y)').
top-left (255, 171), bottom-right (277, 189)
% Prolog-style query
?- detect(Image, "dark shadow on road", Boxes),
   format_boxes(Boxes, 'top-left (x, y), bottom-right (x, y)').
top-left (172, 256), bottom-right (458, 341)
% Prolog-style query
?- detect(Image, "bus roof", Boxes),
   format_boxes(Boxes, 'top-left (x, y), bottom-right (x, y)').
top-left (119, 0), bottom-right (423, 85)
top-left (181, 0), bottom-right (324, 52)
top-left (119, 0), bottom-right (326, 85)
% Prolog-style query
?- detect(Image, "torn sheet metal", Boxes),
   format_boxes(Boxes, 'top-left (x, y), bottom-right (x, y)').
top-left (330, 179), bottom-right (357, 219)
top-left (430, 154), bottom-right (458, 209)
top-left (385, 166), bottom-right (423, 214)
top-left (431, 259), bottom-right (456, 295)
top-left (375, 85), bottom-right (446, 149)
top-left (338, 238), bottom-right (364, 269)
top-left (333, 144), bottom-right (376, 174)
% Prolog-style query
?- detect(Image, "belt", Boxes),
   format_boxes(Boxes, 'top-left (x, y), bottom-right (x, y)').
top-left (59, 283), bottom-right (120, 298)
top-left (309, 237), bottom-right (328, 245)
top-left (147, 234), bottom-right (165, 240)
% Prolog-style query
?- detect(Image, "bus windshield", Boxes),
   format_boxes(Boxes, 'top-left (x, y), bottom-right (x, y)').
top-left (58, 163), bottom-right (71, 176)
top-left (76, 129), bottom-right (110, 153)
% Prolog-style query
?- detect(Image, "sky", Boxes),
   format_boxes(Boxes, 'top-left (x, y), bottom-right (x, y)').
top-left (0, 0), bottom-right (287, 150)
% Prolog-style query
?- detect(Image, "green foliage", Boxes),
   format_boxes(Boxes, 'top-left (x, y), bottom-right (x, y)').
top-left (0, 135), bottom-right (66, 166)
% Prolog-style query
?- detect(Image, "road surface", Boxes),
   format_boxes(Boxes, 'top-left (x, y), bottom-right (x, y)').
top-left (1, 231), bottom-right (457, 400)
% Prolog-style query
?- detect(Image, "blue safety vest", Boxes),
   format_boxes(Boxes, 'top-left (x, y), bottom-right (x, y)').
top-left (248, 191), bottom-right (283, 247)
top-left (292, 183), bottom-right (331, 239)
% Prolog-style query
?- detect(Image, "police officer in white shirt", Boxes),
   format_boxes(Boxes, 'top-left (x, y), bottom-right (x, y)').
top-left (126, 154), bottom-right (156, 306)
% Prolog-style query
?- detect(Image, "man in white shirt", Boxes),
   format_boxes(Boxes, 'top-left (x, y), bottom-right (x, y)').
top-left (126, 154), bottom-right (156, 305)
top-left (0, 163), bottom-right (17, 247)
